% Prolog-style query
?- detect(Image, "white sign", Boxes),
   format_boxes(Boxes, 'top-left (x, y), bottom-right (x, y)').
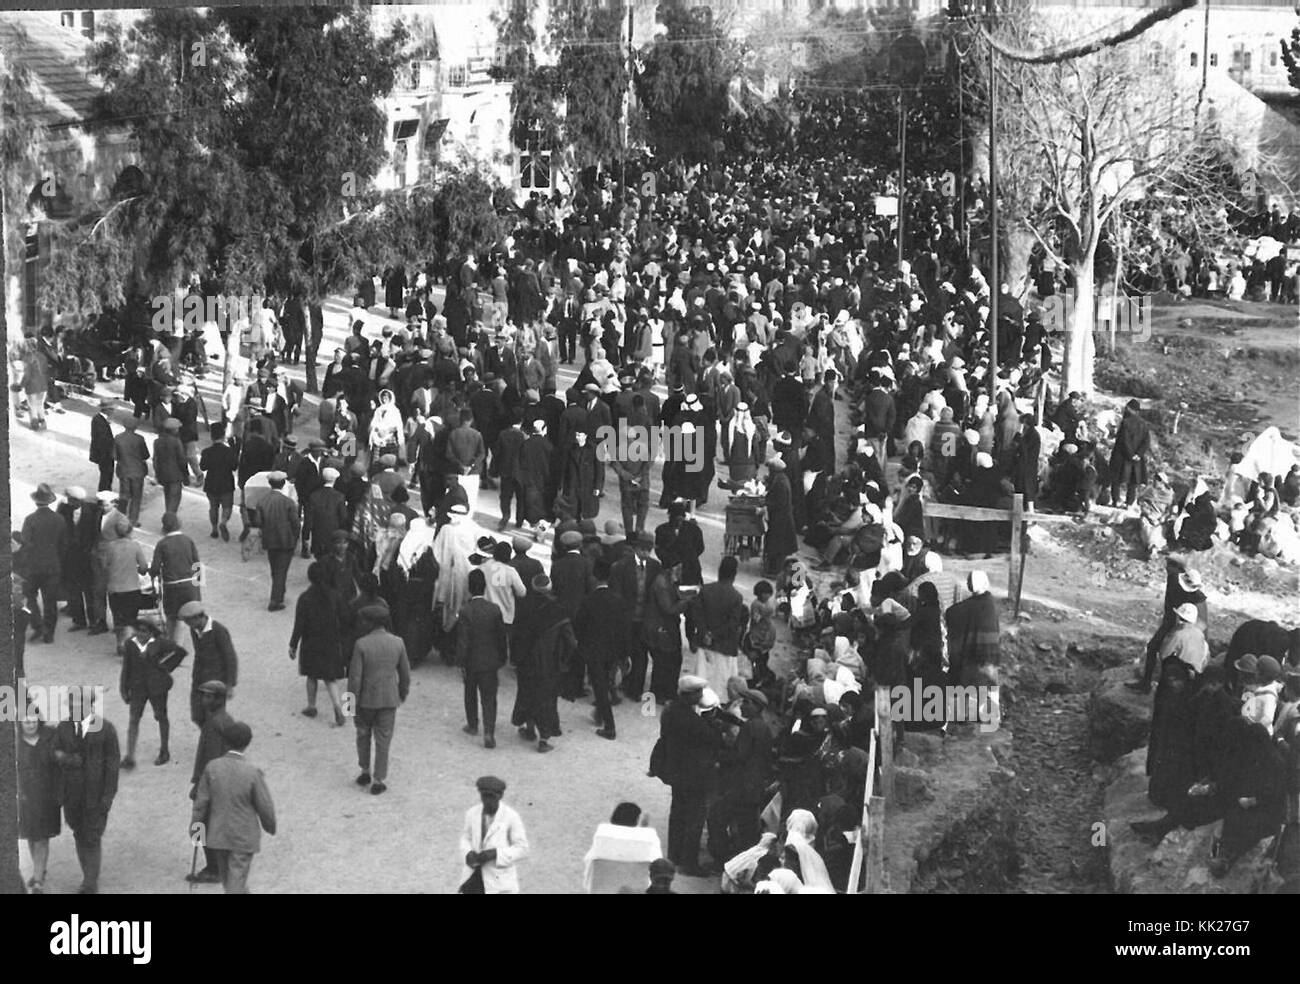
top-left (875, 196), bottom-right (899, 217)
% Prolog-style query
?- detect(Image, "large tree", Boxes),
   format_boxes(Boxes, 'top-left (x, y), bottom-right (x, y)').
top-left (635, 0), bottom-right (740, 164)
top-left (39, 7), bottom-right (409, 313)
top-left (972, 15), bottom-right (1236, 396)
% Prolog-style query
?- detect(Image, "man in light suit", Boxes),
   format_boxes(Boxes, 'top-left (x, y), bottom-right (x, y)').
top-left (259, 471), bottom-right (300, 611)
top-left (348, 601), bottom-right (411, 795)
top-left (458, 775), bottom-right (529, 894)
top-left (191, 720), bottom-right (277, 894)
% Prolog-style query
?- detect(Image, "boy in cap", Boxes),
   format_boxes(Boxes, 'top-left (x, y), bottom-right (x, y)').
top-left (459, 776), bottom-right (529, 894)
top-left (180, 600), bottom-right (239, 725)
top-left (120, 615), bottom-right (188, 769)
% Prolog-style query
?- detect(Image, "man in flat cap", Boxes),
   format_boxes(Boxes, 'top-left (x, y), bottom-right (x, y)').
top-left (653, 674), bottom-right (724, 877)
top-left (457, 569), bottom-right (508, 749)
top-left (191, 720), bottom-right (277, 893)
top-left (180, 600), bottom-right (238, 727)
top-left (458, 776), bottom-right (529, 894)
top-left (303, 465), bottom-right (349, 560)
top-left (260, 471), bottom-right (300, 611)
top-left (113, 416), bottom-right (150, 527)
top-left (153, 417), bottom-right (189, 519)
top-left (348, 600), bottom-right (410, 794)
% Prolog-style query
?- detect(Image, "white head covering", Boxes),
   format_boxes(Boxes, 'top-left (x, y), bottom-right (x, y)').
top-left (783, 810), bottom-right (835, 892)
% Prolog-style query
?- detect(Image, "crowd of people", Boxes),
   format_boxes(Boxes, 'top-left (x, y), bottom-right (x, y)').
top-left (11, 87), bottom-right (1300, 894)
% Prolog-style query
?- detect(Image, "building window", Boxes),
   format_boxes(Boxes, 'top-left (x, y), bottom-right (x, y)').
top-left (1190, 51), bottom-right (1198, 68)
top-left (1243, 51), bottom-right (1252, 71)
top-left (1209, 52), bottom-right (1218, 67)
top-left (60, 11), bottom-right (75, 28)
top-left (80, 10), bottom-right (94, 40)
top-left (1271, 50), bottom-right (1279, 68)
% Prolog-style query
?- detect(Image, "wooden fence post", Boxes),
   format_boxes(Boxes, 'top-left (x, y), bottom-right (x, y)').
top-left (864, 795), bottom-right (886, 894)
top-left (1008, 493), bottom-right (1023, 601)
top-left (876, 686), bottom-right (895, 804)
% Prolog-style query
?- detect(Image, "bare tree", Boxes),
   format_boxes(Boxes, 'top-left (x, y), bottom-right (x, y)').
top-left (974, 18), bottom-right (1238, 396)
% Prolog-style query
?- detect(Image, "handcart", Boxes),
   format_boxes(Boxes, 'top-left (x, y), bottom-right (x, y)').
top-left (724, 493), bottom-right (766, 561)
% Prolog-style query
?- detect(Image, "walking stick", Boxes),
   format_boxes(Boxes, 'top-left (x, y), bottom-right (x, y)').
top-left (188, 842), bottom-right (199, 893)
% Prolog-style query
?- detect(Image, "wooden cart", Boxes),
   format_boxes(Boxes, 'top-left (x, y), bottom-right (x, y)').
top-left (724, 494), bottom-right (766, 561)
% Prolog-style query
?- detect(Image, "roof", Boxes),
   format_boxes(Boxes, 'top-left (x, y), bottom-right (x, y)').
top-left (0, 14), bottom-right (102, 130)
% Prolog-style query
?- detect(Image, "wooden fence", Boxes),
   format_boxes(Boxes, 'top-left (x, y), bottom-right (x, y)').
top-left (846, 686), bottom-right (895, 893)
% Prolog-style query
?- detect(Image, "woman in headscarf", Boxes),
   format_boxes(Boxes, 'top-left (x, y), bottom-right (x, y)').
top-left (368, 388), bottom-right (404, 465)
top-left (783, 809), bottom-right (835, 893)
top-left (723, 402), bottom-right (765, 485)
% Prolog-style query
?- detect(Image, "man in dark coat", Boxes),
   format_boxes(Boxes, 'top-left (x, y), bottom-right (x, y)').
top-left (655, 676), bottom-right (724, 876)
top-left (688, 555), bottom-right (747, 676)
top-left (494, 418), bottom-right (526, 531)
top-left (808, 369), bottom-right (838, 473)
top-left (89, 400), bottom-right (116, 492)
top-left (945, 570), bottom-right (1001, 697)
top-left (550, 530), bottom-right (595, 698)
top-left (21, 483), bottom-right (69, 644)
top-left (457, 569), bottom-right (508, 749)
top-left (180, 600), bottom-right (239, 726)
top-left (1110, 399), bottom-right (1151, 507)
top-left (303, 467), bottom-right (349, 560)
top-left (762, 458), bottom-right (797, 575)
top-left (1012, 414), bottom-right (1042, 509)
top-left (237, 420), bottom-right (276, 540)
top-left (510, 575), bottom-right (577, 753)
top-left (654, 501), bottom-right (705, 587)
top-left (53, 692), bottom-right (120, 894)
top-left (574, 561), bottom-right (629, 739)
top-left (516, 421), bottom-right (555, 526)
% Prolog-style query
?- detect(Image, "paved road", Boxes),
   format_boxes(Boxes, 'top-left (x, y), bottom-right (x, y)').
top-left (12, 293), bottom-right (766, 894)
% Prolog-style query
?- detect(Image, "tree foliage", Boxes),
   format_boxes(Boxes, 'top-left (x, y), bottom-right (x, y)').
top-left (635, 0), bottom-right (740, 163)
top-left (1282, 21), bottom-right (1300, 94)
top-left (39, 7), bottom-right (416, 313)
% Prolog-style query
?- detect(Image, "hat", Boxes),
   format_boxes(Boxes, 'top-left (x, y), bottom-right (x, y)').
top-left (358, 601), bottom-right (391, 622)
top-left (308, 438), bottom-right (326, 451)
top-left (332, 529), bottom-right (351, 542)
top-left (649, 858), bottom-right (676, 878)
top-left (699, 687), bottom-right (721, 710)
top-left (1257, 655), bottom-right (1282, 682)
top-left (559, 530), bottom-right (583, 549)
top-left (964, 429), bottom-right (980, 446)
top-left (744, 689), bottom-right (770, 708)
top-left (968, 570), bottom-right (991, 594)
top-left (64, 485), bottom-right (87, 502)
top-left (448, 503), bottom-right (469, 515)
top-left (114, 517), bottom-right (133, 536)
top-left (95, 490), bottom-right (117, 505)
top-left (975, 451), bottom-right (994, 469)
top-left (679, 675), bottom-right (708, 694)
top-left (267, 470), bottom-right (288, 483)
top-left (476, 535), bottom-right (498, 551)
top-left (197, 680), bottom-right (228, 697)
top-left (511, 535), bottom-right (532, 553)
top-left (603, 519), bottom-right (625, 538)
top-left (766, 456), bottom-right (786, 471)
top-left (163, 417), bottom-right (181, 431)
top-left (282, 436), bottom-right (298, 447)
top-left (178, 600), bottom-right (206, 619)
top-left (577, 519), bottom-right (598, 538)
top-left (531, 574), bottom-right (552, 592)
top-left (379, 453), bottom-right (397, 467)
top-left (1234, 653), bottom-right (1259, 675)
top-left (322, 467), bottom-right (340, 482)
top-left (1173, 602), bottom-right (1199, 623)
top-left (1062, 443), bottom-right (1079, 454)
top-left (877, 598), bottom-right (911, 621)
top-left (583, 382), bottom-right (601, 394)
top-left (1177, 571), bottom-right (1202, 593)
top-left (222, 721), bottom-right (253, 750)
top-left (97, 398), bottom-right (116, 410)
top-left (809, 708), bottom-right (829, 718)
top-left (476, 775), bottom-right (507, 794)
top-left (30, 483), bottom-right (56, 505)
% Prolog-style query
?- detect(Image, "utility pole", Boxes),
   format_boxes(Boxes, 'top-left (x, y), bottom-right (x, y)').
top-left (987, 0), bottom-right (998, 400)
top-left (897, 87), bottom-right (907, 273)
top-left (1195, 0), bottom-right (1210, 122)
